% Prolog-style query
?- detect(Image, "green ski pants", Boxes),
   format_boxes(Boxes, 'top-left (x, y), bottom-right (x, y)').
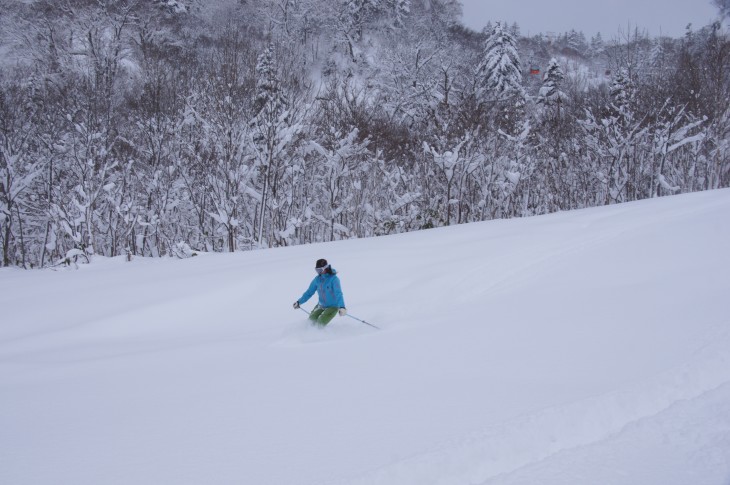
top-left (309, 306), bottom-right (339, 326)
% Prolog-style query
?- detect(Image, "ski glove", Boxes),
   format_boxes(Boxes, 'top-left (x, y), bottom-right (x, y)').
top-left (293, 301), bottom-right (300, 309)
top-left (338, 308), bottom-right (347, 316)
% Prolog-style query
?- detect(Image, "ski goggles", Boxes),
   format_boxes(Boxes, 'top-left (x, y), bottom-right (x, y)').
top-left (315, 265), bottom-right (330, 274)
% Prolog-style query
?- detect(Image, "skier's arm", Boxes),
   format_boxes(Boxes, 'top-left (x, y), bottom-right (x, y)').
top-left (297, 278), bottom-right (318, 305)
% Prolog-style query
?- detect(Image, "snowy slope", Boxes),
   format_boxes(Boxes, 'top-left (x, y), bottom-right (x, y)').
top-left (1, 189), bottom-right (730, 485)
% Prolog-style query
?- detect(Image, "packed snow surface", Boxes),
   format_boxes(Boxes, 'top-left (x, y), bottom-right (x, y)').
top-left (2, 189), bottom-right (730, 485)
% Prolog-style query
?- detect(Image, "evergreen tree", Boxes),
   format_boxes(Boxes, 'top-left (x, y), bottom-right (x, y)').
top-left (254, 43), bottom-right (284, 117)
top-left (478, 21), bottom-right (526, 103)
top-left (590, 32), bottom-right (605, 56)
top-left (566, 29), bottom-right (587, 55)
top-left (610, 68), bottom-right (633, 112)
top-left (537, 58), bottom-right (568, 116)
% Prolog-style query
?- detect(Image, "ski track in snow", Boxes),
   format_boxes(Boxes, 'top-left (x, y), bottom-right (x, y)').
top-left (325, 322), bottom-right (730, 485)
top-left (477, 381), bottom-right (730, 485)
top-left (2, 189), bottom-right (730, 485)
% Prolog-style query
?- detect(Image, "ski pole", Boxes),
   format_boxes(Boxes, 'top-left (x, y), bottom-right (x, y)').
top-left (300, 306), bottom-right (379, 329)
top-left (346, 313), bottom-right (380, 329)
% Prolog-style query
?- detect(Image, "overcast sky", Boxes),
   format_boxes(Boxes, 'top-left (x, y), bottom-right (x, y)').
top-left (459, 0), bottom-right (720, 38)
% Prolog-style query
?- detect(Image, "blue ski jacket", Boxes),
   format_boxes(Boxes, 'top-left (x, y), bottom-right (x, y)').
top-left (297, 268), bottom-right (346, 309)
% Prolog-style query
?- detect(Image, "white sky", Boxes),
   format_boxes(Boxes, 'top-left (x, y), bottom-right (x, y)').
top-left (459, 0), bottom-right (720, 38)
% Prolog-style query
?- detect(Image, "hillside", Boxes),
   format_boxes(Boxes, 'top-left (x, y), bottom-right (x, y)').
top-left (2, 190), bottom-right (730, 484)
top-left (2, 1), bottom-right (727, 270)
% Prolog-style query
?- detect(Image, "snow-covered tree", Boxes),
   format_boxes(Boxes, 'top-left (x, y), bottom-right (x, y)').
top-left (537, 58), bottom-right (568, 116)
top-left (308, 128), bottom-right (369, 241)
top-left (477, 21), bottom-right (526, 104)
top-left (610, 68), bottom-right (633, 112)
top-left (590, 33), bottom-right (605, 57)
top-left (650, 108), bottom-right (705, 198)
top-left (0, 81), bottom-right (46, 267)
top-left (565, 29), bottom-right (587, 55)
top-left (153, 0), bottom-right (190, 14)
top-left (251, 43), bottom-right (305, 247)
top-left (423, 135), bottom-right (482, 226)
top-left (254, 44), bottom-right (280, 108)
top-left (386, 0), bottom-right (411, 28)
top-left (706, 106), bottom-right (730, 189)
top-left (348, 0), bottom-right (380, 37)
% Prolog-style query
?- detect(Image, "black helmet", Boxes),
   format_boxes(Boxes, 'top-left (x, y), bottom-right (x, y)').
top-left (315, 258), bottom-right (330, 274)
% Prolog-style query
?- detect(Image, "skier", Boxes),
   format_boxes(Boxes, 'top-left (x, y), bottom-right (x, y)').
top-left (293, 258), bottom-right (347, 326)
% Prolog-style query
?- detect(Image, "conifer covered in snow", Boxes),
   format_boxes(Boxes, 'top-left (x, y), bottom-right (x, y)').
top-left (610, 68), bottom-right (634, 112)
top-left (537, 58), bottom-right (568, 115)
top-left (477, 21), bottom-right (526, 103)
